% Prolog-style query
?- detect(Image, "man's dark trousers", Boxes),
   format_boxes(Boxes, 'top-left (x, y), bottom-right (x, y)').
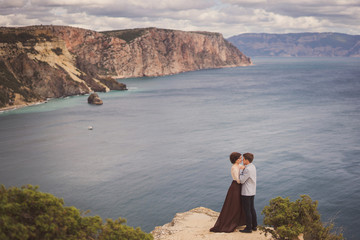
top-left (242, 195), bottom-right (257, 230)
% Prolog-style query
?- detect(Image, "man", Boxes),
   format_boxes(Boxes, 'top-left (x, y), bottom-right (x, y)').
top-left (239, 152), bottom-right (257, 233)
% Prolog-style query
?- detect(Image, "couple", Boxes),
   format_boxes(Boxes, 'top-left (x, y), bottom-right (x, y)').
top-left (210, 152), bottom-right (257, 233)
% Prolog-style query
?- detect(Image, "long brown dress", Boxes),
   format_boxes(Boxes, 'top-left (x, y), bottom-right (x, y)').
top-left (210, 180), bottom-right (247, 232)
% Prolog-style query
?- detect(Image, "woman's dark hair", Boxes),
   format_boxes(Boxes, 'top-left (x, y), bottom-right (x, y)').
top-left (229, 152), bottom-right (241, 164)
top-left (243, 153), bottom-right (254, 163)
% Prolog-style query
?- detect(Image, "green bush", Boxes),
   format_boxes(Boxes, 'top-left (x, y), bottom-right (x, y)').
top-left (0, 185), bottom-right (153, 240)
top-left (260, 195), bottom-right (343, 240)
top-left (102, 29), bottom-right (146, 43)
top-left (51, 48), bottom-right (63, 56)
top-left (0, 32), bottom-right (36, 44)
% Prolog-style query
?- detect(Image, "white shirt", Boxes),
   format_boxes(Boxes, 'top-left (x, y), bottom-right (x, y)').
top-left (231, 164), bottom-right (241, 184)
top-left (239, 163), bottom-right (256, 196)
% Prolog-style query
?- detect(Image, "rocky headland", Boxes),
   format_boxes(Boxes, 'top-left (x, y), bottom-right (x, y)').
top-left (0, 25), bottom-right (251, 110)
top-left (151, 207), bottom-right (271, 240)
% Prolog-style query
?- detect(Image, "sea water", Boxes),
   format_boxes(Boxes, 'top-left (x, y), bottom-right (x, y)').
top-left (1, 57), bottom-right (359, 239)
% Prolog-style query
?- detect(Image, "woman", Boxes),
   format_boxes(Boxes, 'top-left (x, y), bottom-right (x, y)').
top-left (210, 152), bottom-right (247, 232)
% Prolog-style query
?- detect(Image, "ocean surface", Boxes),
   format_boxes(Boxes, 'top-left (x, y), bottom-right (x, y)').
top-left (1, 57), bottom-right (359, 239)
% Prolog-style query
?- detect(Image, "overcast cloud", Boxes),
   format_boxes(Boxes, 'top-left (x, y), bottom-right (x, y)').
top-left (0, 0), bottom-right (359, 37)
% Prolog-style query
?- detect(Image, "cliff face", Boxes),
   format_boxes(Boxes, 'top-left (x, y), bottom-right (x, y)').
top-left (0, 26), bottom-right (126, 109)
top-left (228, 33), bottom-right (360, 57)
top-left (0, 26), bottom-right (251, 109)
top-left (99, 28), bottom-right (251, 78)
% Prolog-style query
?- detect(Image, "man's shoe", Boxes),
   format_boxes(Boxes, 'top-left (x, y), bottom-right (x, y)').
top-left (252, 227), bottom-right (257, 231)
top-left (239, 229), bottom-right (252, 233)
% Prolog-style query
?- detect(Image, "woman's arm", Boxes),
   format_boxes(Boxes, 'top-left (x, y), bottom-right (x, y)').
top-left (231, 166), bottom-right (241, 184)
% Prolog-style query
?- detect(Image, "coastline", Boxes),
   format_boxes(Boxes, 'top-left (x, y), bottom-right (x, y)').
top-left (0, 64), bottom-right (252, 114)
top-left (0, 101), bottom-right (47, 113)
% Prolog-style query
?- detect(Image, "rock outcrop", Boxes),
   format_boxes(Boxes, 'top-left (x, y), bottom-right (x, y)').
top-left (151, 207), bottom-right (270, 240)
top-left (0, 25), bottom-right (251, 110)
top-left (87, 93), bottom-right (103, 105)
top-left (228, 32), bottom-right (360, 57)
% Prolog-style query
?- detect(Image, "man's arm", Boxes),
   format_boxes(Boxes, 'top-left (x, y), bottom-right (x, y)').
top-left (239, 168), bottom-right (250, 184)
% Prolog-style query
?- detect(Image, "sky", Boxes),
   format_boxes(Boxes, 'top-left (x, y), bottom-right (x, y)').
top-left (0, 0), bottom-right (359, 38)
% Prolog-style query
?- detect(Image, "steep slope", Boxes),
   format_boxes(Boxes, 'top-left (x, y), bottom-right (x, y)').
top-left (0, 26), bottom-right (126, 109)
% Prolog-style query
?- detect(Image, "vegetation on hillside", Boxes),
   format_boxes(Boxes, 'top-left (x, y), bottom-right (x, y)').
top-left (0, 185), bottom-right (153, 240)
top-left (0, 29), bottom-right (53, 45)
top-left (260, 195), bottom-right (343, 240)
top-left (0, 32), bottom-right (36, 44)
top-left (102, 29), bottom-right (147, 43)
top-left (51, 47), bottom-right (63, 56)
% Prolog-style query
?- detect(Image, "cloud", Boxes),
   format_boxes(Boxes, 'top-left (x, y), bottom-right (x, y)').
top-left (30, 0), bottom-right (215, 17)
top-left (0, 0), bottom-right (359, 37)
top-left (218, 0), bottom-right (360, 35)
top-left (0, 0), bottom-right (27, 8)
top-left (222, 0), bottom-right (360, 19)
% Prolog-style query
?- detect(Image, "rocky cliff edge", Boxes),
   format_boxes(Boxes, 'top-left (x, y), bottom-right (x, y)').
top-left (151, 207), bottom-right (271, 240)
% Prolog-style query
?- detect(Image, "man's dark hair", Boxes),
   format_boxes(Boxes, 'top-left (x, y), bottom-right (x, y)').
top-left (243, 153), bottom-right (254, 163)
top-left (230, 152), bottom-right (241, 164)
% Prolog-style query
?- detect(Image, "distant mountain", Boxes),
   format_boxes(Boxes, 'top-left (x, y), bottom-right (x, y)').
top-left (228, 33), bottom-right (360, 57)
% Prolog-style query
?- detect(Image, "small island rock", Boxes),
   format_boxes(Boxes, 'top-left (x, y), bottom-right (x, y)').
top-left (87, 93), bottom-right (103, 105)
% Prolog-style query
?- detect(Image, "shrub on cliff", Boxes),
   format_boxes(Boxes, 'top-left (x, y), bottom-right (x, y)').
top-left (260, 195), bottom-right (343, 240)
top-left (0, 185), bottom-right (153, 240)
